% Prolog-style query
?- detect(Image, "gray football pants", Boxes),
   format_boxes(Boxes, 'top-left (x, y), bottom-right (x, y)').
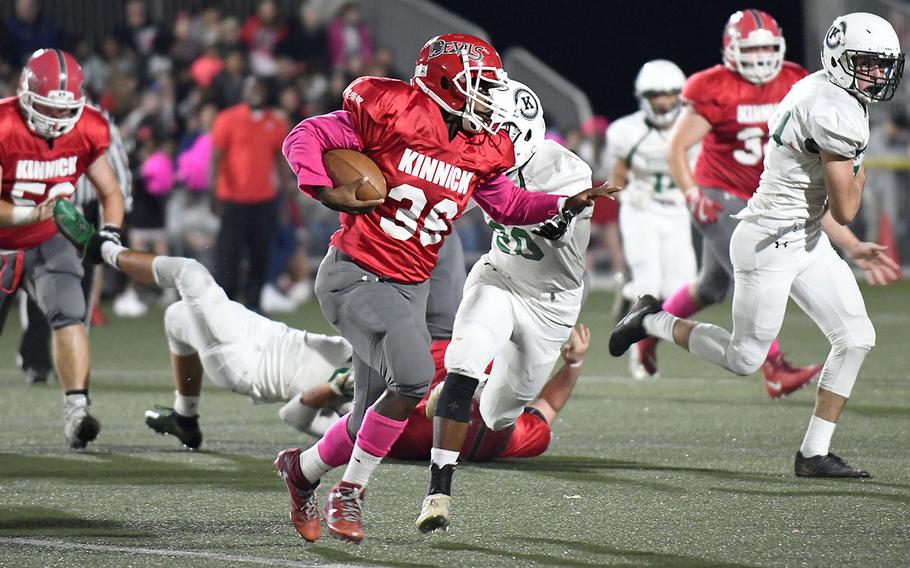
top-left (314, 246), bottom-right (435, 434)
top-left (0, 234), bottom-right (86, 336)
top-left (692, 188), bottom-right (749, 306)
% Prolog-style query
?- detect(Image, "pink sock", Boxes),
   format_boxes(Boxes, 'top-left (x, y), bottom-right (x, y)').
top-left (316, 413), bottom-right (355, 467)
top-left (767, 339), bottom-right (781, 359)
top-left (662, 283), bottom-right (700, 318)
top-left (355, 407), bottom-right (408, 459)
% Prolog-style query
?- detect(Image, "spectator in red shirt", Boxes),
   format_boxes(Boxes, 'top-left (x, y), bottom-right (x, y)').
top-left (210, 76), bottom-right (290, 312)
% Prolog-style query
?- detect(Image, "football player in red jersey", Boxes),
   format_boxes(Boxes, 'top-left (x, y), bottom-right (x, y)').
top-left (274, 33), bottom-right (618, 543)
top-left (0, 49), bottom-right (125, 448)
top-left (389, 323), bottom-right (589, 463)
top-left (634, 9), bottom-right (821, 397)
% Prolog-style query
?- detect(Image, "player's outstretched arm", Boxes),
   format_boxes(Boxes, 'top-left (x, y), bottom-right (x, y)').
top-left (821, 211), bottom-right (900, 286)
top-left (527, 323), bottom-right (590, 423)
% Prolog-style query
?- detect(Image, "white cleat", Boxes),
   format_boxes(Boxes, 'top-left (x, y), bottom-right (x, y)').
top-left (416, 493), bottom-right (451, 533)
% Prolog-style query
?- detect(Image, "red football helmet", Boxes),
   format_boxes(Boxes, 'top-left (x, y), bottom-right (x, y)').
top-left (723, 9), bottom-right (786, 84)
top-left (411, 33), bottom-right (510, 134)
top-left (17, 49), bottom-right (87, 139)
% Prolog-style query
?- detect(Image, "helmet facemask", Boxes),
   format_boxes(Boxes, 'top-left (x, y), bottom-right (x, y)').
top-left (639, 91), bottom-right (682, 128)
top-left (839, 50), bottom-right (905, 102)
top-left (17, 81), bottom-right (85, 139)
top-left (725, 32), bottom-right (786, 84)
top-left (452, 54), bottom-right (510, 134)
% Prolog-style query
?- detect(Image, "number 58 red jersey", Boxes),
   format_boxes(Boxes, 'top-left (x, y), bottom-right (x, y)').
top-left (336, 77), bottom-right (514, 283)
top-left (0, 97), bottom-right (110, 250)
top-left (682, 62), bottom-right (807, 200)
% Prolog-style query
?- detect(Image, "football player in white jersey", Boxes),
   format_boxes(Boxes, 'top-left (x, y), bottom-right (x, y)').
top-left (417, 80), bottom-right (598, 532)
top-left (54, 201), bottom-right (355, 448)
top-left (610, 13), bottom-right (902, 478)
top-left (606, 60), bottom-right (698, 379)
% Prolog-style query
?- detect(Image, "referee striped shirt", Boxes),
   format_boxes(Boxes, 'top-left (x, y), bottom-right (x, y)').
top-left (73, 106), bottom-right (133, 213)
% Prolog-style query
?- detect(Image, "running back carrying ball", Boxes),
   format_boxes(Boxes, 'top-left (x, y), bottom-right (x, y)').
top-left (323, 149), bottom-right (388, 201)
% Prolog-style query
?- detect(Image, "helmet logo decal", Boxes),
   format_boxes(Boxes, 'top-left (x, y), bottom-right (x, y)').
top-left (428, 40), bottom-right (489, 62)
top-left (514, 88), bottom-right (539, 120)
top-left (826, 20), bottom-right (847, 49)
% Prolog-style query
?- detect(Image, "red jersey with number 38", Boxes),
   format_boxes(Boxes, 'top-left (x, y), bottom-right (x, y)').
top-left (682, 62), bottom-right (807, 200)
top-left (0, 97), bottom-right (110, 250)
top-left (337, 77), bottom-right (514, 283)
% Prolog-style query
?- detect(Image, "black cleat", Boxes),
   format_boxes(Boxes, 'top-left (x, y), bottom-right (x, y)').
top-left (609, 294), bottom-right (662, 357)
top-left (795, 451), bottom-right (871, 478)
top-left (145, 406), bottom-right (203, 449)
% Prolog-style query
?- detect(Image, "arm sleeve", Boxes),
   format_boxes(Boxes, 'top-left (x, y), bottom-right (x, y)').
top-left (472, 173), bottom-right (564, 225)
top-left (281, 110), bottom-right (364, 199)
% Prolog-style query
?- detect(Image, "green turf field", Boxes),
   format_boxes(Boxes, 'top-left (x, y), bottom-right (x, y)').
top-left (1, 285), bottom-right (908, 567)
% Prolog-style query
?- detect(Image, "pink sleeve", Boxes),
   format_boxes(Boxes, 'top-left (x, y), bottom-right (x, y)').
top-left (472, 174), bottom-right (564, 225)
top-left (282, 110), bottom-right (364, 199)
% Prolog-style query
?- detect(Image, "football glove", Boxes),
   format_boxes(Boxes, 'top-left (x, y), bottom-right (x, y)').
top-left (685, 188), bottom-right (725, 225)
top-left (328, 367), bottom-right (354, 397)
top-left (532, 207), bottom-right (581, 241)
top-left (98, 225), bottom-right (123, 245)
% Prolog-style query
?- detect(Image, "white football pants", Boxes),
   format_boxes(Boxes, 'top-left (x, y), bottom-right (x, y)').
top-left (445, 261), bottom-right (582, 430)
top-left (619, 200), bottom-right (696, 300)
top-left (694, 220), bottom-right (874, 398)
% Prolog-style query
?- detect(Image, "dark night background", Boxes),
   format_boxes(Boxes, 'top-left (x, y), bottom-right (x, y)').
top-left (434, 0), bottom-right (806, 120)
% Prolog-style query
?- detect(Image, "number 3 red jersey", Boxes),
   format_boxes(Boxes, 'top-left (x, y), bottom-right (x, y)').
top-left (338, 77), bottom-right (514, 283)
top-left (0, 97), bottom-right (110, 250)
top-left (682, 62), bottom-right (807, 200)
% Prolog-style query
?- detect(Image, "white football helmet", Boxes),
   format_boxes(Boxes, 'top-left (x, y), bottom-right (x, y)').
top-left (634, 60), bottom-right (686, 128)
top-left (493, 79), bottom-right (545, 171)
top-left (822, 12), bottom-right (905, 103)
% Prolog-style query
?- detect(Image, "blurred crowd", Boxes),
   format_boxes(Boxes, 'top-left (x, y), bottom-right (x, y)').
top-left (1, 0), bottom-right (905, 317)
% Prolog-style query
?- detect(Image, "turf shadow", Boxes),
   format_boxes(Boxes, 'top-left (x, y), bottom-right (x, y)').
top-left (517, 536), bottom-right (761, 568)
top-left (306, 545), bottom-right (435, 568)
top-left (476, 455), bottom-right (794, 487)
top-left (709, 486), bottom-right (910, 506)
top-left (0, 506), bottom-right (156, 539)
top-left (0, 452), bottom-right (278, 492)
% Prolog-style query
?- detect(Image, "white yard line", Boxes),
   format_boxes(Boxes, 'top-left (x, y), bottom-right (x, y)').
top-left (0, 537), bottom-right (359, 568)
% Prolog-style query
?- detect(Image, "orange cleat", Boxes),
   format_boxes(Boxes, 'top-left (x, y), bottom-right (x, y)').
top-left (323, 481), bottom-right (366, 543)
top-left (761, 354), bottom-right (822, 399)
top-left (274, 448), bottom-right (321, 542)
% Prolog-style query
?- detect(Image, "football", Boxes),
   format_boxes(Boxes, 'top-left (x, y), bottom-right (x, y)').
top-left (322, 149), bottom-right (388, 201)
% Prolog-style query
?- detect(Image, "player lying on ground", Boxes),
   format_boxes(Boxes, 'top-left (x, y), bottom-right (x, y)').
top-left (275, 33), bottom-right (619, 544)
top-left (54, 200), bottom-right (355, 447)
top-left (417, 79), bottom-right (598, 533)
top-left (389, 324), bottom-right (590, 462)
top-left (611, 12), bottom-right (903, 478)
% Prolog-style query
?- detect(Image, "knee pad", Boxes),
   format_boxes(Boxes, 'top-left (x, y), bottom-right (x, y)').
top-left (725, 343), bottom-right (765, 376)
top-left (818, 345), bottom-right (870, 399)
top-left (435, 373), bottom-right (479, 423)
top-left (163, 301), bottom-right (196, 355)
